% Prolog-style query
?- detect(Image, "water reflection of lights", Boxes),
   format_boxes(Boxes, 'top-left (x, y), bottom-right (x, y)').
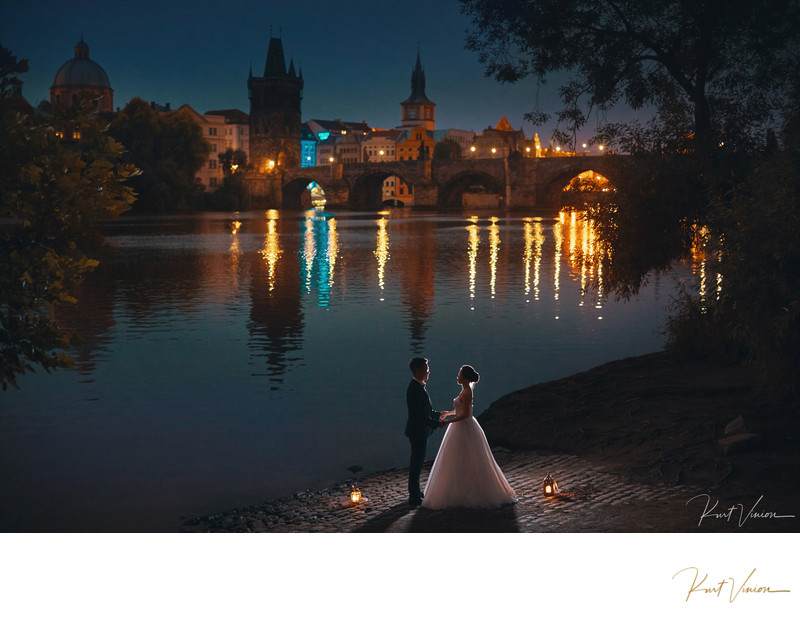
top-left (559, 208), bottom-right (605, 316)
top-left (229, 221), bottom-right (242, 276)
top-left (301, 210), bottom-right (339, 307)
top-left (690, 225), bottom-right (723, 310)
top-left (523, 220), bottom-right (533, 298)
top-left (302, 211), bottom-right (316, 293)
top-left (489, 217), bottom-right (500, 299)
top-left (580, 217), bottom-right (591, 303)
top-left (554, 215), bottom-right (563, 303)
top-left (374, 216), bottom-right (390, 297)
top-left (467, 216), bottom-right (479, 309)
top-left (259, 210), bottom-right (282, 292)
top-left (534, 221), bottom-right (544, 301)
top-left (691, 225), bottom-right (709, 309)
top-left (327, 218), bottom-right (339, 290)
top-left (523, 218), bottom-right (544, 301)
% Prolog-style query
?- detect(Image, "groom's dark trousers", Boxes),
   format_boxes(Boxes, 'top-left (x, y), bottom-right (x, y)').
top-left (405, 379), bottom-right (441, 501)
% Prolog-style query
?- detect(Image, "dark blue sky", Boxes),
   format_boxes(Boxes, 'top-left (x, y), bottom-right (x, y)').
top-left (3, 0), bottom-right (636, 144)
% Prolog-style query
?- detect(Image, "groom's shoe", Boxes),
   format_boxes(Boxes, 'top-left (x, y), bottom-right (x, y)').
top-left (409, 495), bottom-right (423, 507)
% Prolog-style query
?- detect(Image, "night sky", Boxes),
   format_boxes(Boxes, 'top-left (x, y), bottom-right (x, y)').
top-left (3, 0), bottom-right (636, 143)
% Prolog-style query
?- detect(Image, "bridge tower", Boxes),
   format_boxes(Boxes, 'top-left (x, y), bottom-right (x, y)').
top-left (247, 34), bottom-right (303, 206)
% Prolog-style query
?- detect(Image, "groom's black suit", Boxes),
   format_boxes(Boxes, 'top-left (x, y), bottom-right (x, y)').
top-left (405, 378), bottom-right (441, 502)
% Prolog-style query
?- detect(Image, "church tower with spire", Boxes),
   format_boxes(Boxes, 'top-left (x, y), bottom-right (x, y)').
top-left (248, 35), bottom-right (304, 174)
top-left (401, 50), bottom-right (435, 131)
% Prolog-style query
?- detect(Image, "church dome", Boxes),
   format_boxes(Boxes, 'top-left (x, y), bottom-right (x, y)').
top-left (52, 39), bottom-right (111, 90)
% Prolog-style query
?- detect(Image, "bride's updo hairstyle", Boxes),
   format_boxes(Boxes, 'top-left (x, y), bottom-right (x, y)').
top-left (460, 364), bottom-right (480, 384)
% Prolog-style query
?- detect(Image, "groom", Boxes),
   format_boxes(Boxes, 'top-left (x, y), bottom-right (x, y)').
top-left (405, 357), bottom-right (446, 506)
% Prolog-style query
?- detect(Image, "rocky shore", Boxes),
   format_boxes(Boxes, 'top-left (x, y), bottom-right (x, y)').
top-left (184, 351), bottom-right (799, 533)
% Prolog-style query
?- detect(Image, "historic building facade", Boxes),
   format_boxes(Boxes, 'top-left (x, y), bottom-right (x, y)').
top-left (50, 38), bottom-right (113, 113)
top-left (396, 126), bottom-right (436, 161)
top-left (471, 115), bottom-right (538, 158)
top-left (176, 105), bottom-right (250, 191)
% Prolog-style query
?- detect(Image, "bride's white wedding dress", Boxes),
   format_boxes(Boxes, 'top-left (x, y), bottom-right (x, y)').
top-left (422, 390), bottom-right (517, 509)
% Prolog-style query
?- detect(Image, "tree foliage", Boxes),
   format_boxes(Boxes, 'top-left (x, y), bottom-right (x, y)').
top-left (0, 45), bottom-right (137, 389)
top-left (218, 148), bottom-right (247, 177)
top-left (433, 137), bottom-right (463, 160)
top-left (460, 0), bottom-right (800, 153)
top-left (202, 149), bottom-right (247, 212)
top-left (666, 84), bottom-right (800, 407)
top-left (108, 98), bottom-right (209, 213)
top-left (460, 3), bottom-right (800, 407)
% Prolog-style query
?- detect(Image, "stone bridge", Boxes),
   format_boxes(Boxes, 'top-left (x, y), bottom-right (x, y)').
top-left (249, 154), bottom-right (631, 211)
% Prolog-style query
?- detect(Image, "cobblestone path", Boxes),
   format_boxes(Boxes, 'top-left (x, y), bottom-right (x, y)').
top-left (185, 448), bottom-right (707, 533)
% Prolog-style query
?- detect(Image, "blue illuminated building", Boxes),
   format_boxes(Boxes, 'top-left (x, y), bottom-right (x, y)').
top-left (300, 123), bottom-right (316, 168)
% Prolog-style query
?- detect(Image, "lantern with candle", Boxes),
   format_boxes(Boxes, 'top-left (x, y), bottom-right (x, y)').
top-left (350, 485), bottom-right (362, 503)
top-left (542, 474), bottom-right (559, 497)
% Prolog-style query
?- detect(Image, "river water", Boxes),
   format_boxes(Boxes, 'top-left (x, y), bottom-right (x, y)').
top-left (0, 207), bottom-right (696, 531)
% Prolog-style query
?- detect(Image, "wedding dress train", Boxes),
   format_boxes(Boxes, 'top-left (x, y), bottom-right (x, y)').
top-left (422, 391), bottom-right (517, 509)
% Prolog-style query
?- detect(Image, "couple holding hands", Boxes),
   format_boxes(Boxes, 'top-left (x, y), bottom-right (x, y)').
top-left (404, 357), bottom-right (517, 509)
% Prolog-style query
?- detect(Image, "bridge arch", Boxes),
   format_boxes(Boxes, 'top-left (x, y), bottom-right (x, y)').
top-left (438, 170), bottom-right (504, 209)
top-left (539, 162), bottom-right (620, 210)
top-left (350, 169), bottom-right (414, 209)
top-left (283, 176), bottom-right (317, 209)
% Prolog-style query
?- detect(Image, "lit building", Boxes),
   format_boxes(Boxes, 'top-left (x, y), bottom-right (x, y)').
top-left (334, 130), bottom-right (363, 164)
top-left (362, 129), bottom-right (405, 204)
top-left (471, 115), bottom-right (535, 158)
top-left (362, 129), bottom-right (399, 162)
top-left (206, 108), bottom-right (250, 157)
top-left (300, 124), bottom-right (316, 167)
top-left (50, 38), bottom-right (113, 113)
top-left (176, 105), bottom-right (249, 191)
top-left (306, 119), bottom-right (371, 165)
top-left (395, 126), bottom-right (435, 161)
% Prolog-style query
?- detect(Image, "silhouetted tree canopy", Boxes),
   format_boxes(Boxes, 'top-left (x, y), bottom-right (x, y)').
top-left (433, 138), bottom-right (463, 160)
top-left (460, 0), bottom-right (800, 153)
top-left (218, 148), bottom-right (247, 177)
top-left (109, 98), bottom-right (209, 213)
top-left (1, 45), bottom-right (136, 389)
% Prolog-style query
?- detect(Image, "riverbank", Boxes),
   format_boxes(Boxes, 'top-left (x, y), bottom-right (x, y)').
top-left (185, 351), bottom-right (799, 532)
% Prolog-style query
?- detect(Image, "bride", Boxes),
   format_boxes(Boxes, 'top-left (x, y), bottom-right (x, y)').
top-left (422, 365), bottom-right (517, 510)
